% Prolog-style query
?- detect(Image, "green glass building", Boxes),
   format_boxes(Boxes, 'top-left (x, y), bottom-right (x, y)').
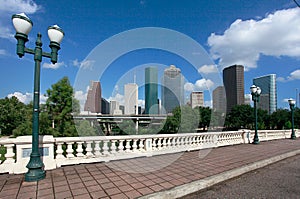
top-left (253, 74), bottom-right (277, 114)
top-left (145, 67), bottom-right (158, 114)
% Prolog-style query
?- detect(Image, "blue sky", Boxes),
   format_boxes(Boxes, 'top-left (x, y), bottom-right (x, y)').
top-left (1, 0), bottom-right (300, 110)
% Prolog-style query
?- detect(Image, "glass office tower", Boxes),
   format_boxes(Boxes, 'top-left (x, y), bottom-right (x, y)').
top-left (145, 67), bottom-right (158, 114)
top-left (253, 74), bottom-right (277, 114)
top-left (161, 65), bottom-right (184, 114)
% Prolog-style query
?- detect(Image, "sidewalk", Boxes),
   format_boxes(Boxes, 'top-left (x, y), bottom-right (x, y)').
top-left (0, 138), bottom-right (300, 199)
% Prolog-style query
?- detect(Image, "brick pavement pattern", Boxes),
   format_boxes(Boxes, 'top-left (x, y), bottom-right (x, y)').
top-left (0, 139), bottom-right (300, 199)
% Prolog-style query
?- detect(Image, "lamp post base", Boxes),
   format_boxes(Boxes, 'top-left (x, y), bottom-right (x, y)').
top-left (252, 136), bottom-right (260, 144)
top-left (291, 135), bottom-right (296, 140)
top-left (24, 153), bottom-right (45, 182)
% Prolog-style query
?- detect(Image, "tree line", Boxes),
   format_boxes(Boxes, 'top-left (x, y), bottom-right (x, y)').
top-left (0, 77), bottom-right (298, 137)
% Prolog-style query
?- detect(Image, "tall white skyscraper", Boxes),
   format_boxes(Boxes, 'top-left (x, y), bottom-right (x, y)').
top-left (124, 83), bottom-right (138, 115)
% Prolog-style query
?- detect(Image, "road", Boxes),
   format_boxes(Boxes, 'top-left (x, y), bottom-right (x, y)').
top-left (180, 154), bottom-right (300, 199)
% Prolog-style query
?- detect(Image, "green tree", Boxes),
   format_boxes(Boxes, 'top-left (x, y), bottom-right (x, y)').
top-left (225, 104), bottom-right (254, 130)
top-left (75, 120), bottom-right (98, 136)
top-left (0, 96), bottom-right (28, 136)
top-left (45, 77), bottom-right (80, 137)
top-left (270, 108), bottom-right (290, 129)
top-left (197, 106), bottom-right (211, 131)
top-left (257, 109), bottom-right (270, 130)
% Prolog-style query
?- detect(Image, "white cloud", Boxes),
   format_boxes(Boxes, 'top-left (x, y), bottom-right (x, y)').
top-left (277, 69), bottom-right (300, 82)
top-left (42, 62), bottom-right (65, 69)
top-left (138, 99), bottom-right (145, 108)
top-left (288, 69), bottom-right (300, 80)
top-left (198, 64), bottom-right (218, 74)
top-left (0, 0), bottom-right (40, 39)
top-left (73, 59), bottom-right (95, 70)
top-left (184, 78), bottom-right (215, 92)
top-left (195, 79), bottom-right (214, 90)
top-left (108, 93), bottom-right (124, 105)
top-left (7, 91), bottom-right (47, 104)
top-left (208, 7), bottom-right (300, 70)
top-left (0, 0), bottom-right (39, 13)
top-left (184, 82), bottom-right (194, 92)
top-left (74, 90), bottom-right (87, 111)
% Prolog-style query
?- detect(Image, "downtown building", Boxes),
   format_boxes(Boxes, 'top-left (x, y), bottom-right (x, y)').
top-left (161, 65), bottom-right (184, 113)
top-left (84, 81), bottom-right (101, 113)
top-left (190, 91), bottom-right (204, 109)
top-left (213, 86), bottom-right (226, 113)
top-left (124, 83), bottom-right (138, 115)
top-left (223, 65), bottom-right (245, 114)
top-left (253, 74), bottom-right (277, 114)
top-left (145, 67), bottom-right (159, 114)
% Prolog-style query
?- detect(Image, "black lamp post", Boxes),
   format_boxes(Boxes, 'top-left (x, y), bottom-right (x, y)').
top-left (288, 98), bottom-right (296, 139)
top-left (250, 85), bottom-right (261, 144)
top-left (12, 13), bottom-right (64, 182)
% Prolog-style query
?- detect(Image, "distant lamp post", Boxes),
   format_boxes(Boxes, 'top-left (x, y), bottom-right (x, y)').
top-left (250, 85), bottom-right (261, 144)
top-left (12, 13), bottom-right (64, 182)
top-left (288, 98), bottom-right (296, 140)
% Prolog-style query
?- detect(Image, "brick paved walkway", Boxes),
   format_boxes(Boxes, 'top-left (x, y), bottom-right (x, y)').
top-left (0, 139), bottom-right (300, 199)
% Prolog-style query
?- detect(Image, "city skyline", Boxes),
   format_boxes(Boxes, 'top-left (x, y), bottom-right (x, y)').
top-left (1, 1), bottom-right (300, 110)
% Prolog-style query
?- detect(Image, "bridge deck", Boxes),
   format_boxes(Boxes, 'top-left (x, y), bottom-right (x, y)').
top-left (1, 138), bottom-right (300, 199)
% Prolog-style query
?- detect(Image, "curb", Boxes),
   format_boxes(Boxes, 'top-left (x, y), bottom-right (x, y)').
top-left (139, 149), bottom-right (300, 199)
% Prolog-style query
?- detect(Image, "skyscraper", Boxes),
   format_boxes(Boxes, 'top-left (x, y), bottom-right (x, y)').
top-left (213, 86), bottom-right (226, 113)
top-left (190, 91), bottom-right (204, 108)
top-left (124, 83), bottom-right (138, 115)
top-left (145, 67), bottom-right (158, 114)
top-left (223, 65), bottom-right (244, 114)
top-left (84, 81), bottom-right (101, 113)
top-left (253, 74), bottom-right (277, 114)
top-left (161, 65), bottom-right (184, 113)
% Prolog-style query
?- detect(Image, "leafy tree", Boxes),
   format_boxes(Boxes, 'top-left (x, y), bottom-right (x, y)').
top-left (293, 108), bottom-right (300, 129)
top-left (196, 106), bottom-right (211, 131)
top-left (225, 104), bottom-right (254, 130)
top-left (75, 120), bottom-right (98, 136)
top-left (257, 109), bottom-right (270, 130)
top-left (0, 96), bottom-right (28, 136)
top-left (270, 108), bottom-right (290, 129)
top-left (45, 77), bottom-right (80, 137)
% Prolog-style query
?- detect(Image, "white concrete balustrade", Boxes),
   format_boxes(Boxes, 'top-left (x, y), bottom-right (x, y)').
top-left (0, 129), bottom-right (298, 174)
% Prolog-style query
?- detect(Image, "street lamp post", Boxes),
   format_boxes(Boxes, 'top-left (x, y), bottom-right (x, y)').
top-left (288, 98), bottom-right (296, 140)
top-left (12, 13), bottom-right (64, 182)
top-left (250, 85), bottom-right (261, 144)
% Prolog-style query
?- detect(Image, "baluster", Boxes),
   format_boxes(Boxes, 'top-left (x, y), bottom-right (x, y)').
top-left (157, 138), bottom-right (163, 150)
top-left (85, 141), bottom-right (94, 157)
top-left (94, 141), bottom-right (101, 156)
top-left (110, 140), bottom-right (117, 154)
top-left (125, 139), bottom-right (131, 152)
top-left (162, 137), bottom-right (167, 149)
top-left (132, 139), bottom-right (138, 152)
top-left (117, 140), bottom-right (124, 153)
top-left (172, 137), bottom-right (176, 148)
top-left (56, 142), bottom-right (65, 159)
top-left (66, 142), bottom-right (74, 158)
top-left (139, 139), bottom-right (145, 152)
top-left (102, 140), bottom-right (110, 155)
top-left (181, 137), bottom-right (185, 147)
top-left (152, 138), bottom-right (157, 150)
top-left (166, 137), bottom-right (171, 148)
top-left (76, 142), bottom-right (84, 157)
top-left (4, 144), bottom-right (15, 163)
